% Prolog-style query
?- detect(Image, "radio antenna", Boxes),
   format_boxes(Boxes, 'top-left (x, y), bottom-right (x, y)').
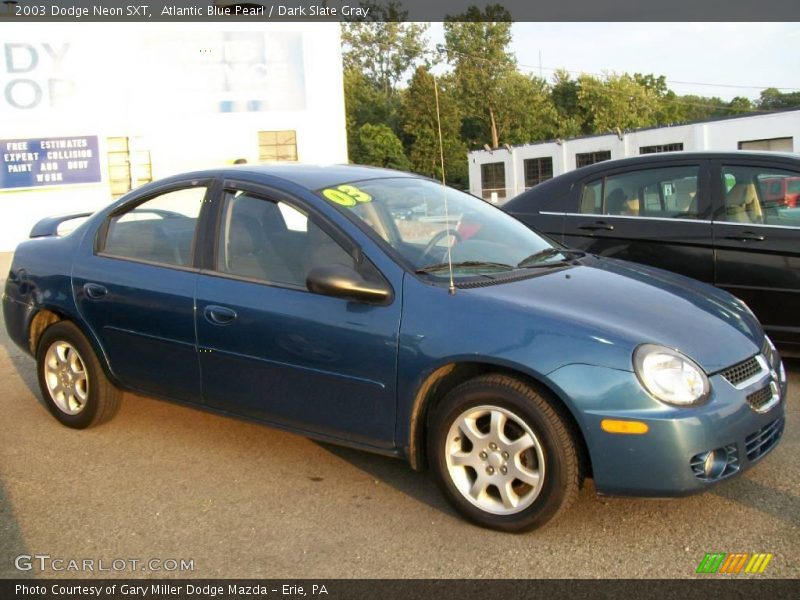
top-left (433, 74), bottom-right (456, 296)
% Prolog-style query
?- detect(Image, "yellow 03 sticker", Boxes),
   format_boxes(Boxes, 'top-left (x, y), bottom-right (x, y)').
top-left (322, 185), bottom-right (372, 207)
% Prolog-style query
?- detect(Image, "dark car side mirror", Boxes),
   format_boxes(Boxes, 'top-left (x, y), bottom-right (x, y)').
top-left (306, 264), bottom-right (391, 305)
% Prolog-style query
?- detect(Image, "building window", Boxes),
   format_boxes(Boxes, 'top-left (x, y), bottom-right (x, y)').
top-left (576, 151), bottom-right (611, 168)
top-left (524, 157), bottom-right (553, 189)
top-left (480, 162), bottom-right (506, 204)
top-left (738, 137), bottom-right (793, 152)
top-left (258, 130), bottom-right (298, 162)
top-left (640, 143), bottom-right (684, 154)
top-left (107, 137), bottom-right (152, 199)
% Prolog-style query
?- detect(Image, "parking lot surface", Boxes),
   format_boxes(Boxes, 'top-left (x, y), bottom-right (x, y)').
top-left (0, 255), bottom-right (797, 579)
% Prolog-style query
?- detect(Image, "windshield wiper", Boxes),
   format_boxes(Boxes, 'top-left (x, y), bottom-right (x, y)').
top-left (416, 260), bottom-right (515, 274)
top-left (517, 248), bottom-right (585, 268)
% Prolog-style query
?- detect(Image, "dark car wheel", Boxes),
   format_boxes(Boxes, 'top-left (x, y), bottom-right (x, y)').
top-left (36, 321), bottom-right (121, 429)
top-left (428, 374), bottom-right (581, 532)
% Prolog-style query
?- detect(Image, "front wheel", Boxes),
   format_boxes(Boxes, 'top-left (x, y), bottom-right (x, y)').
top-left (428, 374), bottom-right (581, 532)
top-left (36, 321), bottom-right (121, 429)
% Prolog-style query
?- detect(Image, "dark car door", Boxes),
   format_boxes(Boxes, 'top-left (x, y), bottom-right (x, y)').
top-left (73, 178), bottom-right (214, 402)
top-left (711, 158), bottom-right (800, 354)
top-left (560, 160), bottom-right (715, 283)
top-left (194, 181), bottom-right (402, 449)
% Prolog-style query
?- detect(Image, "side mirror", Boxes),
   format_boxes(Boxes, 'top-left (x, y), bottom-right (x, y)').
top-left (306, 264), bottom-right (391, 304)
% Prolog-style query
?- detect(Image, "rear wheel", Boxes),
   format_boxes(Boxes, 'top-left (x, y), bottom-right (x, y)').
top-left (428, 374), bottom-right (581, 532)
top-left (36, 321), bottom-right (121, 428)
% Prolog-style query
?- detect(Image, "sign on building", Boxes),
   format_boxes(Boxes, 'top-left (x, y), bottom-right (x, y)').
top-left (0, 135), bottom-right (101, 189)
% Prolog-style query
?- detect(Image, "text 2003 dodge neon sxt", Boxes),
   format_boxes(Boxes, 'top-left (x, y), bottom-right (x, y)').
top-left (3, 165), bottom-right (788, 531)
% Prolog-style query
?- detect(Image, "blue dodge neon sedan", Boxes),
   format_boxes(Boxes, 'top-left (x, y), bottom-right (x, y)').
top-left (3, 165), bottom-right (788, 531)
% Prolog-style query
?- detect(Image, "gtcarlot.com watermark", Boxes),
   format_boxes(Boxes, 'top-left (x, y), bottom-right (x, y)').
top-left (14, 554), bottom-right (195, 573)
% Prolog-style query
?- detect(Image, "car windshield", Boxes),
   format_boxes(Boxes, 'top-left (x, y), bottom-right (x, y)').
top-left (318, 177), bottom-right (565, 278)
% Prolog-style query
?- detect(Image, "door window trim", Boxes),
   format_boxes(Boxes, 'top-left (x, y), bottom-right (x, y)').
top-left (94, 177), bottom-right (216, 271)
top-left (204, 179), bottom-right (394, 301)
top-left (575, 161), bottom-right (712, 220)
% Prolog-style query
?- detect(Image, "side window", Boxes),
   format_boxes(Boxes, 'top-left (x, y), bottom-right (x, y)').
top-left (721, 165), bottom-right (800, 227)
top-left (217, 191), bottom-right (354, 287)
top-left (579, 180), bottom-right (603, 214)
top-left (101, 186), bottom-right (206, 266)
top-left (580, 166), bottom-right (701, 218)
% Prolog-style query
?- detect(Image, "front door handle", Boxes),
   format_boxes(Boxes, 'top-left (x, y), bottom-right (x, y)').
top-left (724, 232), bottom-right (765, 242)
top-left (204, 305), bottom-right (237, 325)
top-left (83, 283), bottom-right (108, 299)
top-left (579, 222), bottom-right (614, 231)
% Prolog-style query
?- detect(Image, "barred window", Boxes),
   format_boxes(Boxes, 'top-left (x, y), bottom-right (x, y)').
top-left (258, 130), bottom-right (298, 162)
top-left (576, 150), bottom-right (611, 168)
top-left (640, 143), bottom-right (684, 154)
top-left (480, 162), bottom-right (506, 203)
top-left (523, 157), bottom-right (553, 189)
top-left (107, 137), bottom-right (152, 199)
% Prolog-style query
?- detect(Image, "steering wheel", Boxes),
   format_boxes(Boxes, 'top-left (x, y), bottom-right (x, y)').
top-left (421, 228), bottom-right (462, 261)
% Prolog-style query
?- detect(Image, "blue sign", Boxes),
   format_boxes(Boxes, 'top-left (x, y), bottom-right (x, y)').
top-left (1, 135), bottom-right (102, 190)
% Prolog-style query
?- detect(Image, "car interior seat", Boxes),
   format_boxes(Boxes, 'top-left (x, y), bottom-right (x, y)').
top-left (725, 183), bottom-right (762, 223)
top-left (304, 221), bottom-right (353, 279)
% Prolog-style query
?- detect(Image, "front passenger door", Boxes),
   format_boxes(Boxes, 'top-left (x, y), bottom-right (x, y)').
top-left (194, 183), bottom-right (402, 448)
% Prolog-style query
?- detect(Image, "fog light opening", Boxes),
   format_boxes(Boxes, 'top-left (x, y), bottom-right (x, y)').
top-left (703, 449), bottom-right (727, 479)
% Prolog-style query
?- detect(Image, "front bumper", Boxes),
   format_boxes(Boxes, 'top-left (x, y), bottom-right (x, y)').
top-left (547, 349), bottom-right (787, 496)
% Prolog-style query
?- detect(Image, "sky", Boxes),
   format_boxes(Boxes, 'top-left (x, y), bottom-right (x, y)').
top-left (428, 22), bottom-right (800, 101)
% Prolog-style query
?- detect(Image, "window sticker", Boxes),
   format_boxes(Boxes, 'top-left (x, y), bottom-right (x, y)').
top-left (322, 185), bottom-right (372, 206)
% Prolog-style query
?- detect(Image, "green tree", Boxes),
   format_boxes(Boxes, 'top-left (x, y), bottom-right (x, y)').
top-left (494, 72), bottom-right (561, 144)
top-left (353, 123), bottom-right (411, 170)
top-left (401, 68), bottom-right (468, 187)
top-left (577, 73), bottom-right (660, 134)
top-left (758, 87), bottom-right (800, 110)
top-left (343, 67), bottom-right (403, 160)
top-left (550, 69), bottom-right (583, 137)
top-left (443, 4), bottom-right (515, 149)
top-left (341, 2), bottom-right (429, 97)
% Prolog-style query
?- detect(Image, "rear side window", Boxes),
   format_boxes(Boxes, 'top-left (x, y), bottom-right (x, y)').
top-left (721, 165), bottom-right (800, 227)
top-left (580, 166), bottom-right (702, 219)
top-left (101, 186), bottom-right (207, 267)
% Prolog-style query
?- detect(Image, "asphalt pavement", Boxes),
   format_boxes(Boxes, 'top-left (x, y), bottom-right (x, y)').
top-left (0, 252), bottom-right (797, 579)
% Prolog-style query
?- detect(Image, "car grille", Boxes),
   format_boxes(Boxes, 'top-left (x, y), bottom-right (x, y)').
top-left (745, 417), bottom-right (784, 462)
top-left (746, 386), bottom-right (774, 412)
top-left (720, 355), bottom-right (763, 387)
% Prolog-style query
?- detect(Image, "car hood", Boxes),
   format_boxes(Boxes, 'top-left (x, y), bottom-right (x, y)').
top-left (468, 256), bottom-right (763, 374)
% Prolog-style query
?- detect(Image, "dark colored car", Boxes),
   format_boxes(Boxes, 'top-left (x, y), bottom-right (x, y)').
top-left (3, 165), bottom-right (787, 532)
top-left (504, 151), bottom-right (800, 357)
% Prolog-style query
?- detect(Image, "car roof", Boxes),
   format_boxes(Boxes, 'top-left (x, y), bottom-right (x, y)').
top-left (563, 150), bottom-right (800, 177)
top-left (220, 163), bottom-right (419, 190)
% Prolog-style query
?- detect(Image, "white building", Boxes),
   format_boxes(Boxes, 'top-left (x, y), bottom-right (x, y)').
top-left (468, 109), bottom-right (800, 204)
top-left (0, 23), bottom-right (348, 250)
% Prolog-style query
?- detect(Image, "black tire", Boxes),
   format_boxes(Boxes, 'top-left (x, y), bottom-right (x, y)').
top-left (36, 321), bottom-right (121, 429)
top-left (428, 374), bottom-right (581, 532)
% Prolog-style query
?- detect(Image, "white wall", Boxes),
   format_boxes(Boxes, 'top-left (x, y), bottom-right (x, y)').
top-left (0, 23), bottom-right (348, 250)
top-left (469, 110), bottom-right (800, 202)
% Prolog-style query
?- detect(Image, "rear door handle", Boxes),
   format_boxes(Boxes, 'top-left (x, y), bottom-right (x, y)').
top-left (579, 222), bottom-right (614, 231)
top-left (204, 305), bottom-right (237, 325)
top-left (83, 283), bottom-right (108, 299)
top-left (724, 233), bottom-right (765, 242)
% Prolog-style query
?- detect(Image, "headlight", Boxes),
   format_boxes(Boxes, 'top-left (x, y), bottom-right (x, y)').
top-left (633, 344), bottom-right (710, 406)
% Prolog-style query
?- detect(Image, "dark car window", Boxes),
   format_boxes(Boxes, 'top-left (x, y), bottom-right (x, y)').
top-left (101, 186), bottom-right (206, 267)
top-left (721, 165), bottom-right (800, 227)
top-left (580, 166), bottom-right (702, 219)
top-left (217, 191), bottom-right (354, 287)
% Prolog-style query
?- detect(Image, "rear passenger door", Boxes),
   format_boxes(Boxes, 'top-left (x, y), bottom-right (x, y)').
top-left (711, 159), bottom-right (800, 353)
top-left (194, 181), bottom-right (402, 448)
top-left (563, 160), bottom-right (715, 283)
top-left (73, 178), bottom-right (213, 402)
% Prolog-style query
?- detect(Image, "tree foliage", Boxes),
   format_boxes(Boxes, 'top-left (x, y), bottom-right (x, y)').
top-left (340, 16), bottom-right (789, 189)
top-left (341, 2), bottom-right (429, 96)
